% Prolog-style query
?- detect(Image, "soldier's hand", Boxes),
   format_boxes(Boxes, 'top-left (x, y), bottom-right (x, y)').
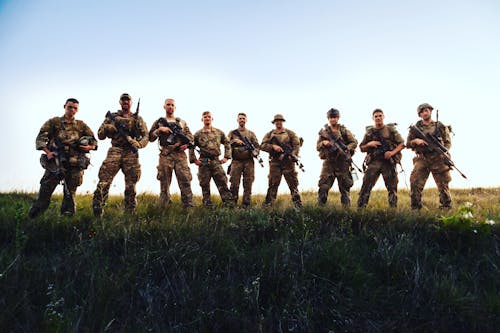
top-left (384, 151), bottom-right (393, 160)
top-left (221, 157), bottom-right (228, 164)
top-left (79, 145), bottom-right (95, 152)
top-left (272, 144), bottom-right (284, 153)
top-left (234, 139), bottom-right (244, 145)
top-left (194, 159), bottom-right (202, 166)
top-left (412, 138), bottom-right (427, 146)
top-left (126, 136), bottom-right (141, 148)
top-left (322, 140), bottom-right (331, 147)
top-left (158, 126), bottom-right (172, 134)
top-left (367, 140), bottom-right (381, 148)
top-left (179, 144), bottom-right (188, 151)
top-left (104, 124), bottom-right (117, 134)
top-left (46, 151), bottom-right (56, 160)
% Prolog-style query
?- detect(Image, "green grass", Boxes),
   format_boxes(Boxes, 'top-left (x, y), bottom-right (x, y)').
top-left (0, 188), bottom-right (499, 332)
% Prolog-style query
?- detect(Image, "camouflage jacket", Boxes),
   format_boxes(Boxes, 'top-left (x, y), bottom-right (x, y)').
top-left (360, 124), bottom-right (404, 161)
top-left (228, 128), bottom-right (260, 160)
top-left (190, 127), bottom-right (231, 162)
top-left (317, 124), bottom-right (357, 160)
top-left (406, 120), bottom-right (451, 155)
top-left (261, 128), bottom-right (300, 160)
top-left (149, 116), bottom-right (193, 150)
top-left (97, 111), bottom-right (148, 149)
top-left (36, 116), bottom-right (97, 157)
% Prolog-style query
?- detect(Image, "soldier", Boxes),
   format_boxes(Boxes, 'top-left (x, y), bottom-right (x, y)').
top-left (28, 98), bottom-right (97, 218)
top-left (189, 111), bottom-right (233, 207)
top-left (317, 108), bottom-right (358, 207)
top-left (148, 98), bottom-right (194, 208)
top-left (406, 103), bottom-right (452, 209)
top-left (357, 109), bottom-right (405, 208)
top-left (227, 113), bottom-right (260, 207)
top-left (92, 93), bottom-right (148, 217)
top-left (261, 114), bottom-right (302, 207)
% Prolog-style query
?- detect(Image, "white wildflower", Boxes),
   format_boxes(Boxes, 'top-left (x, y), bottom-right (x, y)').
top-left (485, 219), bottom-right (495, 225)
top-left (464, 202), bottom-right (473, 207)
top-left (463, 211), bottom-right (473, 219)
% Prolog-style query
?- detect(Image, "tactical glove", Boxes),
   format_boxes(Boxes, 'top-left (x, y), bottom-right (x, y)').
top-left (127, 136), bottom-right (141, 149)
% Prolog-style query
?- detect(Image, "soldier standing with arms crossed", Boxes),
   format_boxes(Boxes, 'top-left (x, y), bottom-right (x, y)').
top-left (29, 98), bottom-right (97, 218)
top-left (316, 108), bottom-right (358, 207)
top-left (357, 109), bottom-right (405, 208)
top-left (92, 93), bottom-right (148, 217)
top-left (149, 98), bottom-right (194, 208)
top-left (227, 113), bottom-right (260, 207)
top-left (261, 114), bottom-right (302, 208)
top-left (189, 111), bottom-right (233, 208)
top-left (406, 103), bottom-right (453, 210)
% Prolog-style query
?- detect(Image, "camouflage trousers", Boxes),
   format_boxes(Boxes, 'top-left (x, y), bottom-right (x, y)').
top-left (93, 147), bottom-right (141, 212)
top-left (197, 158), bottom-right (232, 207)
top-left (410, 154), bottom-right (452, 209)
top-left (29, 167), bottom-right (83, 217)
top-left (157, 149), bottom-right (193, 208)
top-left (357, 159), bottom-right (398, 208)
top-left (264, 158), bottom-right (301, 207)
top-left (229, 158), bottom-right (255, 206)
top-left (317, 159), bottom-right (353, 207)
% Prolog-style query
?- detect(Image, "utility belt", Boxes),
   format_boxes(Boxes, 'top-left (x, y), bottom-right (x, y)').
top-left (199, 156), bottom-right (219, 166)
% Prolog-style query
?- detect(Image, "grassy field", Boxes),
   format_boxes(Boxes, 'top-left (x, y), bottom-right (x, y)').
top-left (0, 188), bottom-right (499, 332)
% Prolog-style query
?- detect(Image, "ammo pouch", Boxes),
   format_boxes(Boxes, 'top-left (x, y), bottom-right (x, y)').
top-left (40, 154), bottom-right (57, 173)
top-left (76, 154), bottom-right (91, 170)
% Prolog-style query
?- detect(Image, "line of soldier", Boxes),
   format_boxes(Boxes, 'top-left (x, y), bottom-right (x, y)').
top-left (28, 93), bottom-right (457, 218)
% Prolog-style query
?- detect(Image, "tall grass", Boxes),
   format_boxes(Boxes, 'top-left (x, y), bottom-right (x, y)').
top-left (0, 188), bottom-right (498, 332)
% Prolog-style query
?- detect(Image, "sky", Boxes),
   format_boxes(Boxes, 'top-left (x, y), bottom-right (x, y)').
top-left (1, 0), bottom-right (499, 197)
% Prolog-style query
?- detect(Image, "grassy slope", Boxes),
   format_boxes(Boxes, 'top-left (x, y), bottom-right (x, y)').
top-left (0, 188), bottom-right (499, 332)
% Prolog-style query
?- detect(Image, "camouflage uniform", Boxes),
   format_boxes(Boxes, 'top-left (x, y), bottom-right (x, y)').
top-left (357, 124), bottom-right (404, 208)
top-left (227, 128), bottom-right (259, 207)
top-left (407, 120), bottom-right (452, 209)
top-left (317, 124), bottom-right (358, 207)
top-left (92, 111), bottom-right (148, 214)
top-left (29, 116), bottom-right (96, 217)
top-left (261, 129), bottom-right (302, 207)
top-left (149, 117), bottom-right (194, 208)
top-left (189, 127), bottom-right (233, 207)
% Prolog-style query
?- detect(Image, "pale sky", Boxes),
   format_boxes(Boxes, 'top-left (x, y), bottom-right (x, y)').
top-left (1, 0), bottom-right (499, 196)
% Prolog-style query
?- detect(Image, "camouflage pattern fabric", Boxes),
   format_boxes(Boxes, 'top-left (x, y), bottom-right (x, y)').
top-left (357, 125), bottom-right (404, 208)
top-left (149, 117), bottom-right (194, 208)
top-left (93, 112), bottom-right (148, 213)
top-left (190, 127), bottom-right (232, 207)
top-left (228, 128), bottom-right (259, 206)
top-left (261, 129), bottom-right (302, 206)
top-left (29, 116), bottom-right (96, 217)
top-left (406, 121), bottom-right (452, 209)
top-left (316, 124), bottom-right (357, 207)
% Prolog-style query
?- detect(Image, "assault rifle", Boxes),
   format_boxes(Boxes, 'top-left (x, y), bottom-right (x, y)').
top-left (371, 124), bottom-right (401, 165)
top-left (157, 118), bottom-right (197, 150)
top-left (270, 137), bottom-right (305, 172)
top-left (408, 124), bottom-right (467, 179)
top-left (233, 129), bottom-right (264, 167)
top-left (326, 131), bottom-right (363, 173)
top-left (105, 111), bottom-right (138, 152)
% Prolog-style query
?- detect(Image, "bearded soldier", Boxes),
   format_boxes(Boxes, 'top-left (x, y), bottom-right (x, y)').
top-left (149, 98), bottom-right (194, 208)
top-left (227, 113), bottom-right (260, 207)
top-left (317, 108), bottom-right (358, 207)
top-left (261, 114), bottom-right (302, 207)
top-left (189, 111), bottom-right (233, 207)
top-left (406, 103), bottom-right (452, 209)
top-left (29, 98), bottom-right (97, 218)
top-left (357, 109), bottom-right (405, 208)
top-left (92, 93), bottom-right (148, 216)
